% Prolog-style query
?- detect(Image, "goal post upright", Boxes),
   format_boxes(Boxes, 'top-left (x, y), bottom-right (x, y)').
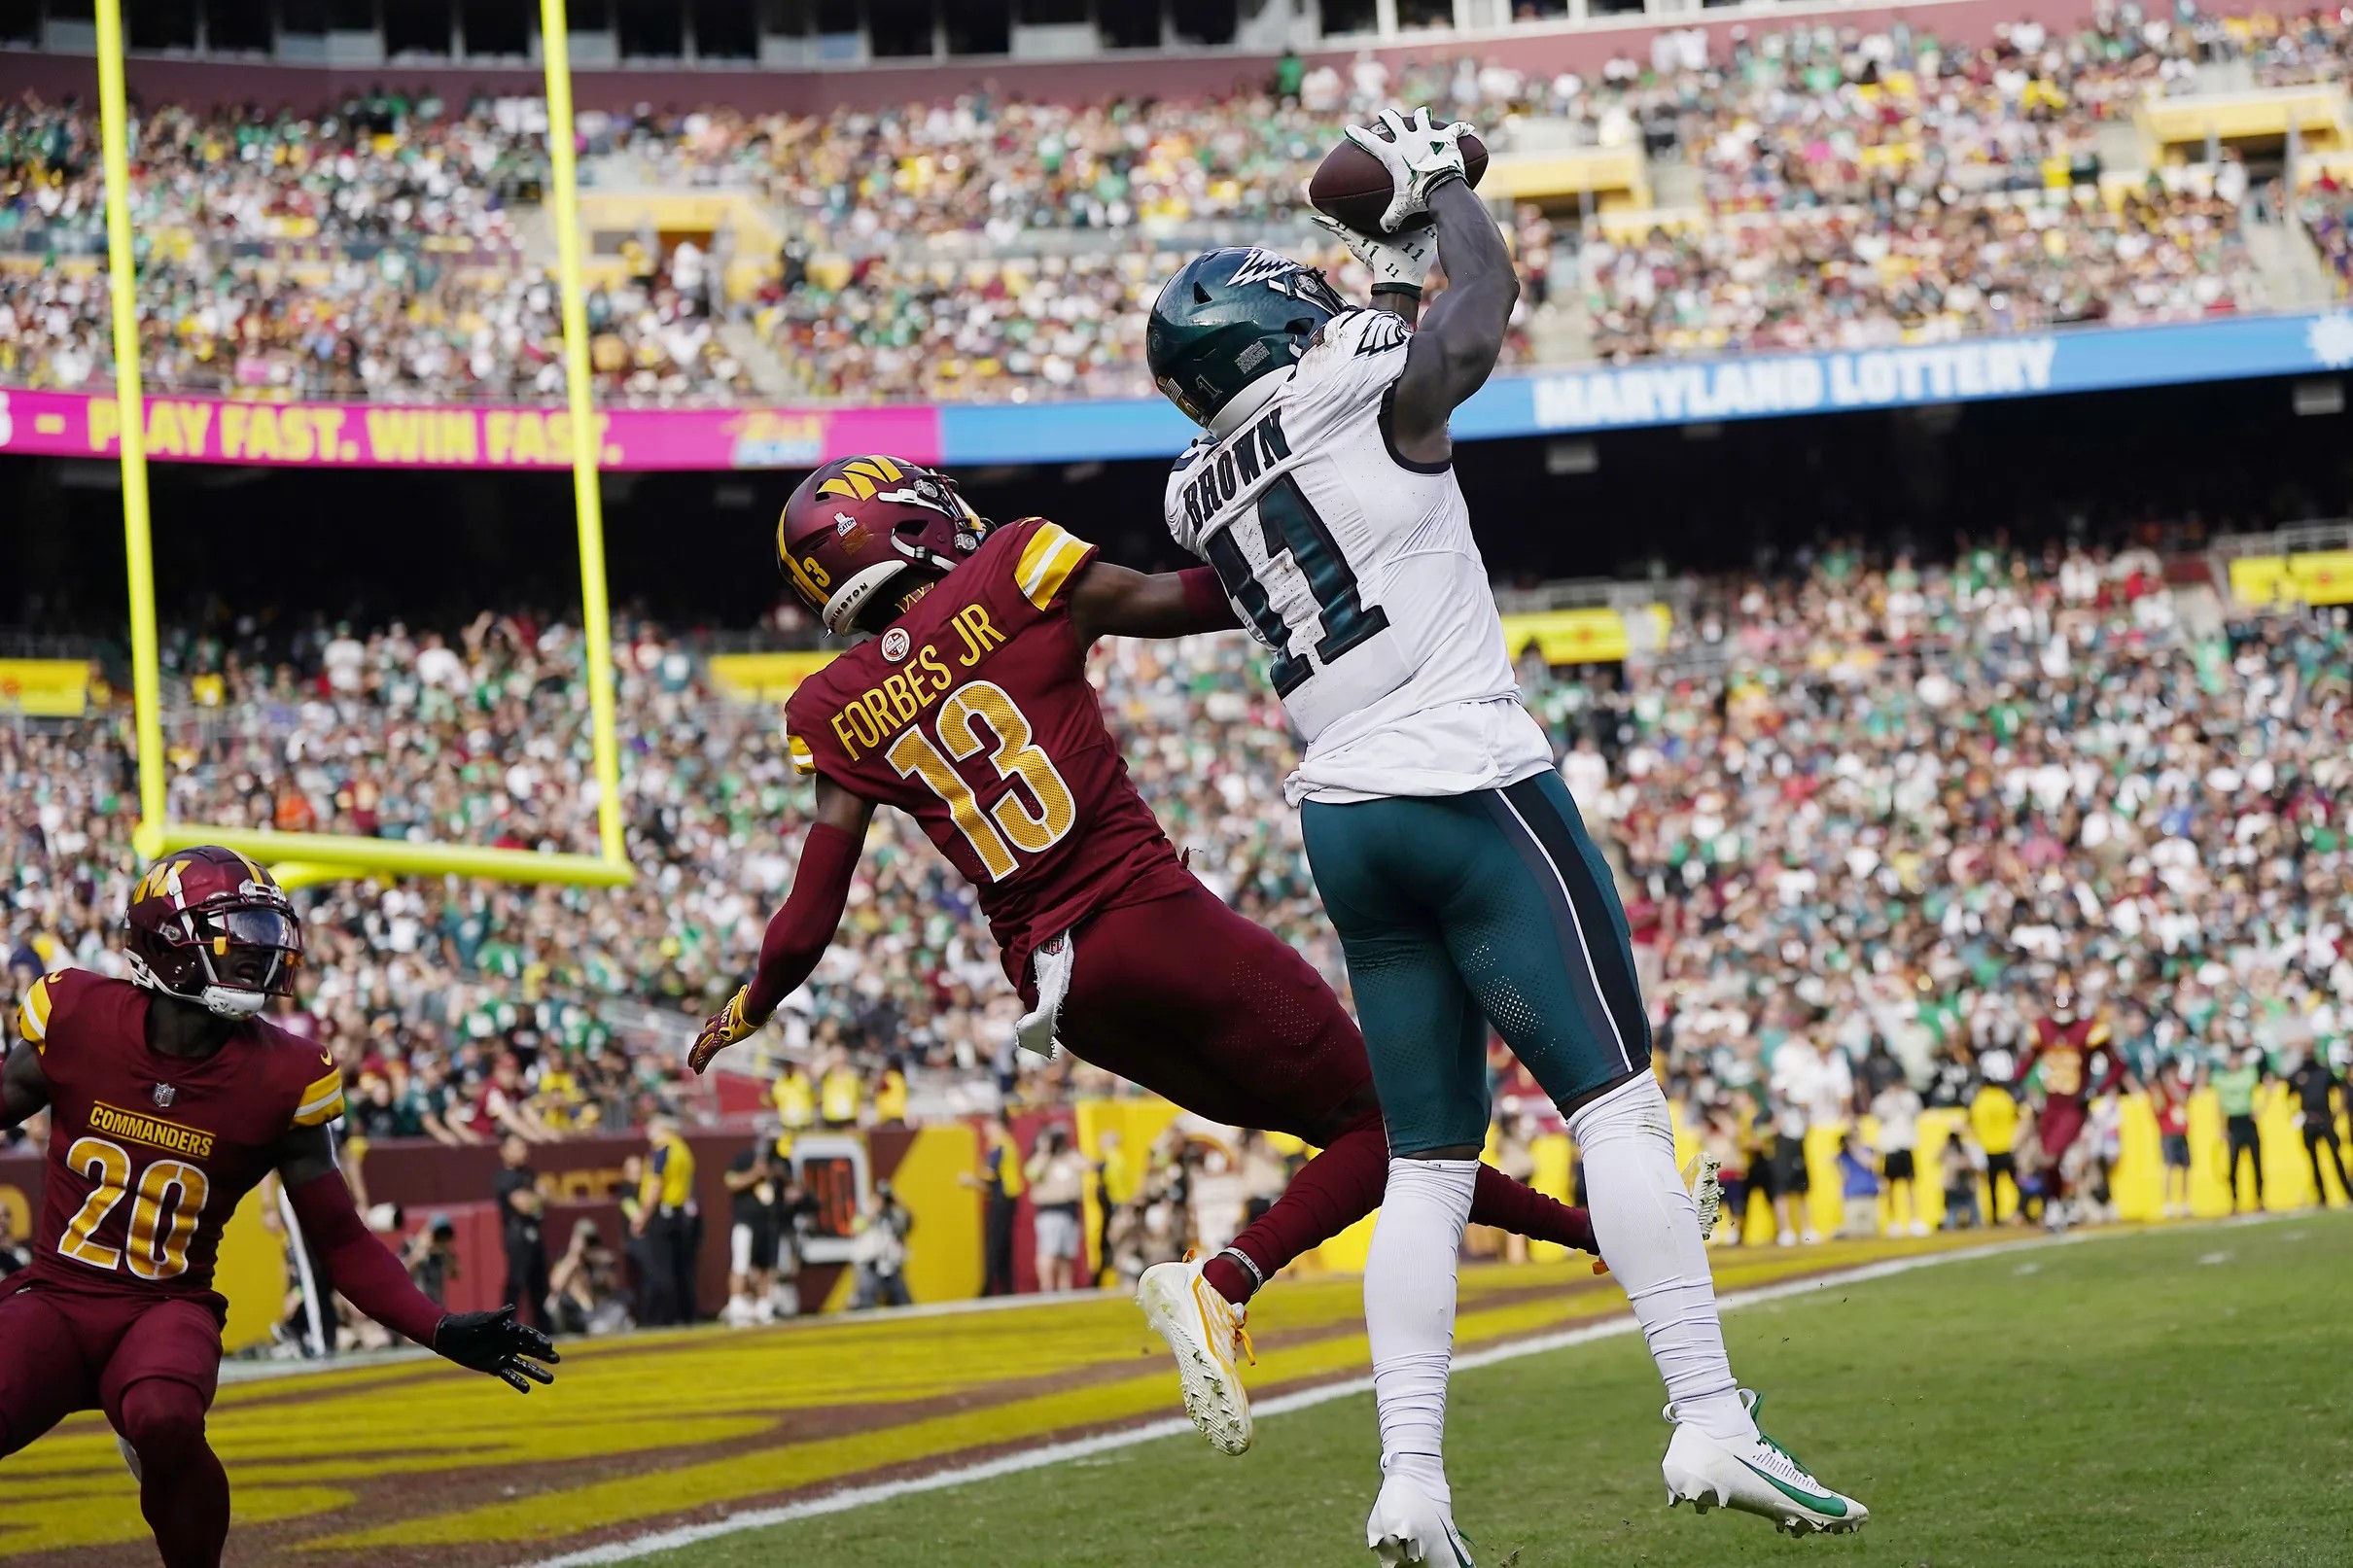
top-left (92, 0), bottom-right (167, 864)
top-left (95, 0), bottom-right (634, 890)
top-left (539, 0), bottom-right (629, 867)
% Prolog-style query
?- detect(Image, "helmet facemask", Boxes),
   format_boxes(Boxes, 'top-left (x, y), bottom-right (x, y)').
top-left (128, 893), bottom-right (303, 1020)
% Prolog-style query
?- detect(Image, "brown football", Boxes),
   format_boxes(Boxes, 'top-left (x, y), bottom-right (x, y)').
top-left (1308, 128), bottom-right (1489, 236)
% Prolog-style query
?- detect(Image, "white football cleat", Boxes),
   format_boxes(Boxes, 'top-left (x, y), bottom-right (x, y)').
top-left (1366, 1474), bottom-right (1475, 1567)
top-left (1137, 1254), bottom-right (1254, 1455)
top-left (1662, 1391), bottom-right (1868, 1537)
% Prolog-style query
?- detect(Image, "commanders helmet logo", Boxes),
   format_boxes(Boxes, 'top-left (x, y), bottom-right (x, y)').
top-left (815, 455), bottom-right (910, 502)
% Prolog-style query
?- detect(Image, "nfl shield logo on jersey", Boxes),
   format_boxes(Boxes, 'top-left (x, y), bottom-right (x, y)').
top-left (152, 1082), bottom-right (177, 1109)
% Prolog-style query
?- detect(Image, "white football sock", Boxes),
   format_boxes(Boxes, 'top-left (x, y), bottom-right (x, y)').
top-left (1363, 1156), bottom-right (1477, 1508)
top-left (1569, 1072), bottom-right (1756, 1443)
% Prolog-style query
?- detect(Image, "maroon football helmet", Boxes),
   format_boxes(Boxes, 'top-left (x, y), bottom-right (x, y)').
top-left (124, 847), bottom-right (303, 1019)
top-left (776, 455), bottom-right (987, 636)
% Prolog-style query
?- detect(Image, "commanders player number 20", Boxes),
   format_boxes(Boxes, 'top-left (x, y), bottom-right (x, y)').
top-left (886, 680), bottom-right (1077, 881)
top-left (57, 1135), bottom-right (210, 1280)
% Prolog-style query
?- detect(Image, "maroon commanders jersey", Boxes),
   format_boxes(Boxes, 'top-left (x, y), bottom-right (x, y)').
top-left (12, 968), bottom-right (346, 1307)
top-left (784, 516), bottom-right (1196, 989)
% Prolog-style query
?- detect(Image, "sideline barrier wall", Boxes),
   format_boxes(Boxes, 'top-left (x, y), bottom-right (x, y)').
top-left (0, 1088), bottom-right (2334, 1343)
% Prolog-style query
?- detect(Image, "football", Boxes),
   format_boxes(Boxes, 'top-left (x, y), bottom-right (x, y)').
top-left (1308, 127), bottom-right (1490, 236)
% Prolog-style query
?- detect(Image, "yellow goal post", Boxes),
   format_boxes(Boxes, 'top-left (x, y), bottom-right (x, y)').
top-left (92, 0), bottom-right (632, 892)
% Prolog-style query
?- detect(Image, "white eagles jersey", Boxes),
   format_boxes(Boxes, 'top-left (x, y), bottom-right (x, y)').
top-left (1164, 306), bottom-right (1551, 806)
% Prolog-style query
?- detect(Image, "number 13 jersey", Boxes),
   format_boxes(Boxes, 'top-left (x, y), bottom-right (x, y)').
top-left (783, 517), bottom-right (1197, 992)
top-left (1164, 306), bottom-right (1551, 806)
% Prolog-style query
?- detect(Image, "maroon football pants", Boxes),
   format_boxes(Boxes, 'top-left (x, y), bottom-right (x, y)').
top-left (0, 1275), bottom-right (230, 1568)
top-left (1057, 880), bottom-right (1376, 1145)
top-left (1055, 882), bottom-right (1593, 1299)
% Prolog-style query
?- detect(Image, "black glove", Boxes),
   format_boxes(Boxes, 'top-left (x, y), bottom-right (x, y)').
top-left (433, 1306), bottom-right (561, 1394)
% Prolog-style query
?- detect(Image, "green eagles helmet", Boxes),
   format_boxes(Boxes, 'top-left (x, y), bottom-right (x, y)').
top-left (1146, 247), bottom-right (1347, 432)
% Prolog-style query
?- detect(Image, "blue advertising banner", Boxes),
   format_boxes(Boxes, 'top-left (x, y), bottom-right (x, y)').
top-left (934, 309), bottom-right (2353, 468)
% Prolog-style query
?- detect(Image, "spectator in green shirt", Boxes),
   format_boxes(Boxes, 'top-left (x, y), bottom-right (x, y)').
top-left (1274, 49), bottom-right (1305, 103)
top-left (2212, 1047), bottom-right (2266, 1214)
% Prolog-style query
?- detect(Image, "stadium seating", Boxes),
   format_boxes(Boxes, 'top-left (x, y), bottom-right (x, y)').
top-left (4, 538), bottom-right (2345, 1162)
top-left (4, 9), bottom-right (2348, 402)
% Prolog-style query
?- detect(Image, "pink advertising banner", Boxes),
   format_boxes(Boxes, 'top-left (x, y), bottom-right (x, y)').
top-left (0, 388), bottom-right (940, 471)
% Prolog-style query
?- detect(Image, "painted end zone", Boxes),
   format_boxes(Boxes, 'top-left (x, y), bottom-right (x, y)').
top-left (0, 1231), bottom-right (2019, 1567)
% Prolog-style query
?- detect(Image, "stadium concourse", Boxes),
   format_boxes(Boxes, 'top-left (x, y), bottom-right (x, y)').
top-left (5, 6), bottom-right (2352, 402)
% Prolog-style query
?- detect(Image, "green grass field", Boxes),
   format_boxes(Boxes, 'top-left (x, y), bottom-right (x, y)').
top-left (641, 1213), bottom-right (2352, 1568)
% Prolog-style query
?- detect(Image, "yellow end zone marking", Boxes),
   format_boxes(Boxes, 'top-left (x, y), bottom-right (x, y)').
top-left (0, 1484), bottom-right (356, 1554)
top-left (306, 1238), bottom-right (1954, 1551)
top-left (0, 1237), bottom-right (1980, 1559)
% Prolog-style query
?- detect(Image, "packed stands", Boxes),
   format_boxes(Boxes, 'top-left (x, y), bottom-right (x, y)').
top-left (0, 94), bottom-right (748, 402)
top-left (5, 8), bottom-right (2350, 401)
top-left (2305, 174), bottom-right (2353, 290)
top-left (1581, 191), bottom-right (2260, 360)
top-left (5, 533), bottom-right (2345, 1163)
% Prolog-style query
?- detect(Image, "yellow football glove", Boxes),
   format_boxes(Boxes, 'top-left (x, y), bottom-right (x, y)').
top-left (689, 986), bottom-right (761, 1075)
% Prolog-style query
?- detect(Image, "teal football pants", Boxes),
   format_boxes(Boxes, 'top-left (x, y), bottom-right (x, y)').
top-left (1301, 770), bottom-right (1651, 1156)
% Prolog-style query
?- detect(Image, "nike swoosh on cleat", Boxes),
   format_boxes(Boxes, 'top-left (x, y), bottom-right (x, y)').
top-left (1737, 1459), bottom-right (1848, 1517)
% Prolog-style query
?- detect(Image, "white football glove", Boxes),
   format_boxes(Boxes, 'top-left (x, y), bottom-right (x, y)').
top-left (1345, 107), bottom-right (1475, 234)
top-left (1312, 211), bottom-right (1438, 298)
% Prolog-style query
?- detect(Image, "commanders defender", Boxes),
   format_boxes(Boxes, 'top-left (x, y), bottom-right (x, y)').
top-left (2019, 981), bottom-right (2121, 1230)
top-left (689, 453), bottom-right (1598, 1455)
top-left (1148, 110), bottom-right (1865, 1560)
top-left (0, 849), bottom-right (557, 1568)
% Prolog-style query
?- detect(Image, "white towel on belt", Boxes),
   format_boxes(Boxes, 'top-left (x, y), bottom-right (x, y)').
top-left (1014, 930), bottom-right (1074, 1060)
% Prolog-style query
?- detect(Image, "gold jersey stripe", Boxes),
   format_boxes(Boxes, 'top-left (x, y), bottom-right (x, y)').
top-left (1016, 524), bottom-right (1091, 610)
top-left (788, 734), bottom-right (817, 777)
top-left (293, 1085), bottom-right (348, 1128)
top-left (18, 973), bottom-right (53, 1049)
top-left (294, 1066), bottom-right (347, 1126)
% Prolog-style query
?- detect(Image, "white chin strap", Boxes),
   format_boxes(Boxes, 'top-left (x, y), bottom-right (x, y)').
top-left (198, 986), bottom-right (267, 1020)
top-left (1207, 368), bottom-right (1290, 439)
top-left (128, 950), bottom-right (271, 1020)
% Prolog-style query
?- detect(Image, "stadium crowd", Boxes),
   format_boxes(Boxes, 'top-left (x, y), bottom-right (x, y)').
top-left (0, 92), bottom-right (750, 402)
top-left (1581, 189), bottom-right (2260, 361)
top-left (4, 6), bottom-right (2347, 401)
top-left (2305, 174), bottom-right (2353, 290)
top-left (4, 535), bottom-right (2346, 1201)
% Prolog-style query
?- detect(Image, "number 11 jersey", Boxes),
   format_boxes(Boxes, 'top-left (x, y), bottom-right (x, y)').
top-left (1163, 305), bottom-right (1551, 806)
top-left (782, 517), bottom-right (1197, 993)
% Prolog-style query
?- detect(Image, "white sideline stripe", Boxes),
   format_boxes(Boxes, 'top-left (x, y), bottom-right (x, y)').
top-left (514, 1225), bottom-right (2153, 1568)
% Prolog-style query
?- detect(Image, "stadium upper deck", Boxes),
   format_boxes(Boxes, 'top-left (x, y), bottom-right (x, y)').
top-left (0, 1), bottom-right (2349, 465)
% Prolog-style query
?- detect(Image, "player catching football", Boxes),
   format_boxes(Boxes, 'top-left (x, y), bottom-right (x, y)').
top-left (1146, 110), bottom-right (1867, 1561)
top-left (0, 848), bottom-right (557, 1568)
top-left (689, 452), bottom-right (1599, 1456)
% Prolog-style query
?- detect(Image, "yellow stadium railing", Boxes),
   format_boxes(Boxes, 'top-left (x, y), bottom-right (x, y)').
top-left (92, 0), bottom-right (632, 891)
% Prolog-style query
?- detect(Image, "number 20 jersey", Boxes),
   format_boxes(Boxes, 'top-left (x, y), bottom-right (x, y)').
top-left (1164, 306), bottom-right (1551, 806)
top-left (12, 968), bottom-right (346, 1307)
top-left (783, 517), bottom-right (1196, 992)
